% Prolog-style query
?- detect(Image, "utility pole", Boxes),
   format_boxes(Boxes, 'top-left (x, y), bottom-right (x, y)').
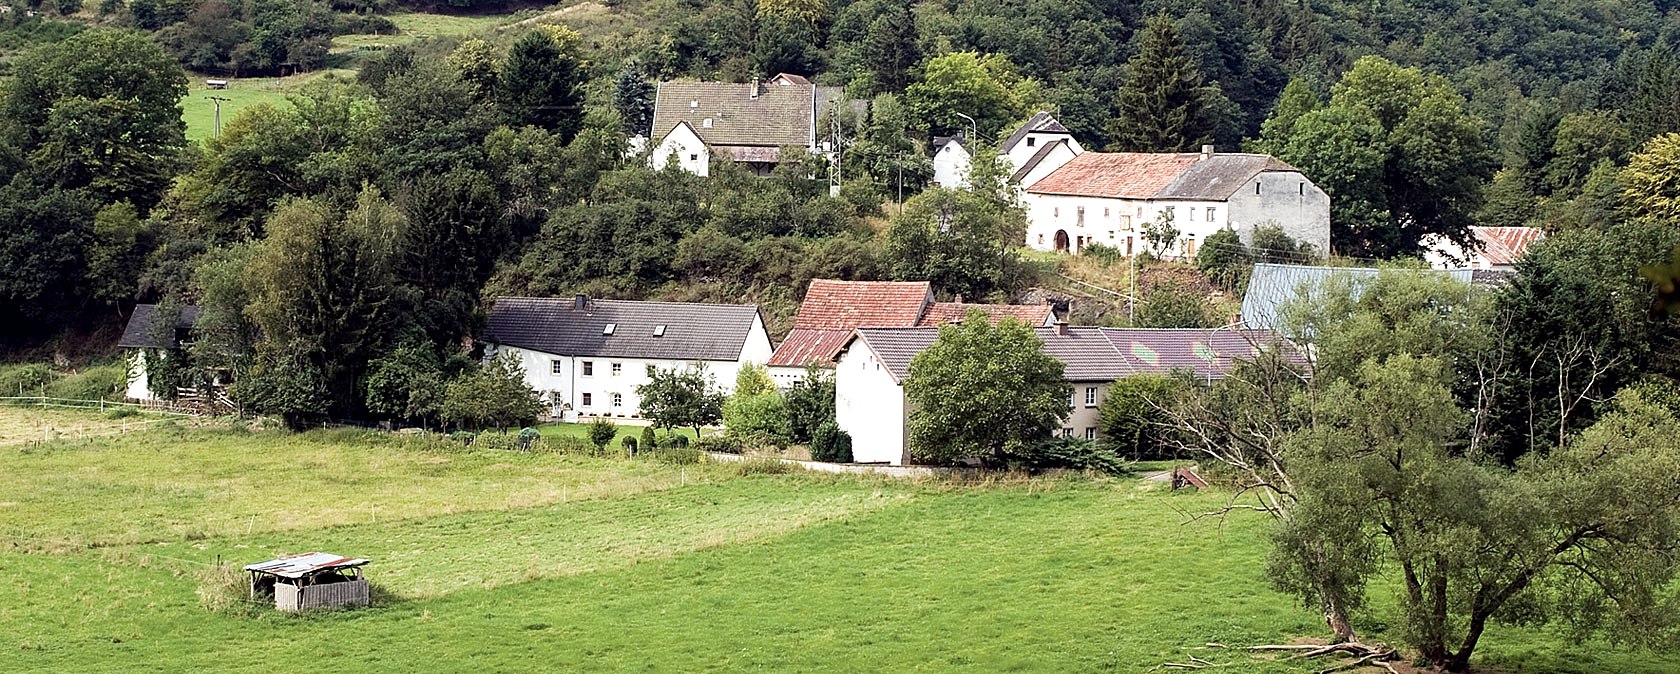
top-left (207, 96), bottom-right (232, 139)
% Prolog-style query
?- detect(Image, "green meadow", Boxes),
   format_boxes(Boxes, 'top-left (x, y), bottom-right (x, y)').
top-left (0, 412), bottom-right (1666, 672)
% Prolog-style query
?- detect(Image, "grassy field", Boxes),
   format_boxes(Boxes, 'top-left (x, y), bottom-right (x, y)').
top-left (180, 71), bottom-right (358, 142)
top-left (330, 11), bottom-right (514, 52)
top-left (0, 409), bottom-right (1666, 673)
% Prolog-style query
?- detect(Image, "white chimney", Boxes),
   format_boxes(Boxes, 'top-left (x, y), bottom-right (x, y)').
top-left (750, 78), bottom-right (760, 100)
top-left (1201, 144), bottom-right (1215, 159)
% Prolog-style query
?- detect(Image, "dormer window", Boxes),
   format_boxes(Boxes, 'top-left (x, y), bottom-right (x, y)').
top-left (603, 323), bottom-right (616, 335)
top-left (653, 325), bottom-right (666, 337)
top-left (703, 118), bottom-right (712, 128)
top-left (690, 99), bottom-right (698, 108)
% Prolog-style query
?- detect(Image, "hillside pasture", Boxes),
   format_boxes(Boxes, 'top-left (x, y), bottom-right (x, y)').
top-left (0, 423), bottom-right (1669, 673)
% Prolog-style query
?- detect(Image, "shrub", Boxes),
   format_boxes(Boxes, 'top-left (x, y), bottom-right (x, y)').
top-left (639, 425), bottom-right (657, 453)
top-left (1005, 437), bottom-right (1127, 475)
top-left (724, 391), bottom-right (791, 445)
top-left (0, 364), bottom-right (54, 396)
top-left (517, 427), bottom-right (542, 451)
top-left (621, 435), bottom-right (639, 455)
top-left (587, 417), bottom-right (617, 451)
top-left (540, 435), bottom-right (592, 455)
top-left (1195, 228), bottom-right (1251, 292)
top-left (105, 406), bottom-right (141, 419)
top-left (1098, 374), bottom-right (1186, 460)
top-left (473, 432), bottom-right (521, 452)
top-left (785, 366), bottom-right (836, 443)
top-left (1082, 241), bottom-right (1122, 264)
top-left (653, 446), bottom-right (701, 465)
top-left (661, 434), bottom-right (690, 449)
top-left (448, 430), bottom-right (476, 446)
top-left (809, 421), bottom-right (853, 463)
top-left (694, 436), bottom-right (743, 454)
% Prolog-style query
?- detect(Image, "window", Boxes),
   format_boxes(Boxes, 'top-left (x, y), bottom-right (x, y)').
top-left (581, 392), bottom-right (593, 406)
top-left (1207, 207), bottom-right (1216, 222)
top-left (1027, 137), bottom-right (1037, 147)
top-left (1085, 386), bottom-right (1098, 407)
top-left (1300, 181), bottom-right (1306, 195)
top-left (1053, 206), bottom-right (1059, 218)
top-left (653, 325), bottom-right (666, 337)
top-left (582, 361), bottom-right (594, 376)
top-left (550, 360), bottom-right (563, 375)
top-left (1103, 207), bottom-right (1110, 218)
top-left (1186, 237), bottom-right (1197, 256)
top-left (1189, 207), bottom-right (1198, 221)
top-left (1085, 427), bottom-right (1097, 440)
top-left (1126, 236), bottom-right (1134, 256)
top-left (1037, 233), bottom-right (1045, 245)
top-left (1076, 206), bottom-right (1085, 226)
top-left (702, 118), bottom-right (712, 128)
top-left (603, 323), bottom-right (616, 335)
top-left (1164, 206), bottom-right (1176, 220)
top-left (1256, 182), bottom-right (1262, 195)
top-left (1108, 231), bottom-right (1115, 239)
top-left (1119, 215), bottom-right (1132, 230)
top-left (612, 393), bottom-right (623, 407)
top-left (1060, 428), bottom-right (1073, 438)
top-left (689, 153), bottom-right (698, 161)
top-left (611, 362), bottom-right (622, 376)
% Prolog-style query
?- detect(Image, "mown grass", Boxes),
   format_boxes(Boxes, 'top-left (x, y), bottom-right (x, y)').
top-left (330, 11), bottom-right (511, 51)
top-left (0, 420), bottom-right (1668, 673)
top-left (180, 70), bottom-right (356, 142)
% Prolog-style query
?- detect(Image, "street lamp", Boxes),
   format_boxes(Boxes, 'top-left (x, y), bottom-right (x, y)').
top-left (953, 112), bottom-right (977, 142)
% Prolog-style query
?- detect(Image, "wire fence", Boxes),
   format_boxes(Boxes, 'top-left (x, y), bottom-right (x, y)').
top-left (0, 395), bottom-right (200, 416)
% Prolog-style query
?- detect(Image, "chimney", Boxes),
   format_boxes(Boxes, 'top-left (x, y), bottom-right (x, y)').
top-left (953, 294), bottom-right (964, 304)
top-left (573, 294), bottom-right (588, 311)
top-left (1055, 320), bottom-right (1069, 336)
top-left (750, 78), bottom-right (760, 100)
top-left (1201, 144), bottom-right (1215, 160)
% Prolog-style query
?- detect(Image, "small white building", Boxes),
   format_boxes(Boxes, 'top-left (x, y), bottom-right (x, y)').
top-left (647, 74), bottom-right (854, 177)
top-left (485, 296), bottom-right (773, 422)
top-left (1022, 147), bottom-right (1331, 258)
top-left (930, 134), bottom-right (972, 188)
top-left (1423, 226), bottom-right (1545, 272)
top-left (1001, 111), bottom-right (1085, 187)
top-left (116, 304), bottom-right (200, 401)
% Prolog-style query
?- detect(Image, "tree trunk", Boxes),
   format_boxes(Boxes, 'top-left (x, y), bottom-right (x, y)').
top-left (1323, 598), bottom-right (1355, 642)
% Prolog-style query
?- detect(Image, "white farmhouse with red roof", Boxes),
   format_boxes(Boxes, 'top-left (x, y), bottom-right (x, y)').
top-left (765, 279), bottom-right (1055, 385)
top-left (1423, 226), bottom-right (1546, 272)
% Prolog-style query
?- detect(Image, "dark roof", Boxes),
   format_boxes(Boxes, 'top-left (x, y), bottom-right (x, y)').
top-left (1003, 111), bottom-right (1071, 153)
top-left (845, 325), bottom-right (1300, 383)
top-left (1027, 151), bottom-right (1298, 200)
top-left (486, 297), bottom-right (760, 361)
top-left (933, 134), bottom-right (968, 153)
top-left (652, 80), bottom-right (814, 148)
top-left (1240, 263), bottom-right (1475, 331)
top-left (118, 304), bottom-right (200, 349)
top-left (1011, 138), bottom-right (1070, 183)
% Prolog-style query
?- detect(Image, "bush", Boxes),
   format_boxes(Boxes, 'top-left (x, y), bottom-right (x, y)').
top-left (694, 436), bottom-right (743, 454)
top-left (448, 430), bottom-right (477, 446)
top-left (661, 434), bottom-right (690, 449)
top-left (723, 390), bottom-right (791, 443)
top-left (1005, 437), bottom-right (1127, 475)
top-left (1082, 241), bottom-right (1123, 264)
top-left (809, 421), bottom-right (853, 463)
top-left (473, 432), bottom-right (521, 452)
top-left (1195, 228), bottom-right (1251, 292)
top-left (639, 425), bottom-right (657, 453)
top-left (621, 435), bottom-right (639, 455)
top-left (517, 427), bottom-right (541, 451)
top-left (653, 446), bottom-right (701, 465)
top-left (587, 417), bottom-right (617, 451)
top-left (0, 364), bottom-right (54, 396)
top-left (1098, 374), bottom-right (1186, 460)
top-left (105, 406), bottom-right (140, 419)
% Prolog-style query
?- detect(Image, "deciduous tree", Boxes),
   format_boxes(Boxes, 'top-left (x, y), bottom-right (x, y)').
top-left (906, 314), bottom-right (1070, 465)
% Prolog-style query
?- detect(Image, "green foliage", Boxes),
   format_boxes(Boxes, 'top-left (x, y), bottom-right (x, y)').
top-left (0, 363), bottom-right (55, 396)
top-left (906, 314), bottom-right (1071, 465)
top-left (885, 186), bottom-right (1032, 300)
top-left (723, 391), bottom-right (791, 446)
top-left (1107, 16), bottom-right (1216, 152)
top-left (1002, 437), bottom-right (1126, 475)
top-left (903, 51), bottom-right (1033, 137)
top-left (1097, 375), bottom-right (1183, 461)
top-left (499, 28), bottom-right (587, 143)
top-left (611, 66), bottom-right (655, 137)
top-left (231, 350), bottom-right (330, 430)
top-left (1622, 133), bottom-right (1680, 221)
top-left (620, 434), bottom-right (639, 455)
top-left (1133, 286), bottom-right (1217, 329)
top-left (440, 354), bottom-right (543, 432)
top-left (363, 335), bottom-right (446, 426)
top-left (784, 366), bottom-right (835, 444)
top-left (1195, 228), bottom-right (1251, 292)
top-left (1139, 211), bottom-right (1180, 257)
top-left (808, 420), bottom-right (852, 463)
top-left (733, 363), bottom-right (775, 397)
top-left (637, 366), bottom-right (724, 433)
top-left (587, 416), bottom-right (618, 450)
top-left (639, 425), bottom-right (656, 454)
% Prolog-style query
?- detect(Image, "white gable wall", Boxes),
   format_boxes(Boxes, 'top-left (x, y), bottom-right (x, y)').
top-left (649, 123), bottom-right (710, 177)
top-left (932, 142), bottom-right (972, 188)
top-left (1005, 132), bottom-right (1083, 173)
top-left (1014, 141), bottom-right (1080, 189)
top-left (1224, 170), bottom-right (1331, 256)
top-left (833, 344), bottom-right (911, 465)
top-left (125, 350), bottom-right (155, 401)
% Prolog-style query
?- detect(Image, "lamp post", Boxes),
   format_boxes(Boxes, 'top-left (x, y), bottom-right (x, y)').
top-left (953, 112), bottom-right (978, 142)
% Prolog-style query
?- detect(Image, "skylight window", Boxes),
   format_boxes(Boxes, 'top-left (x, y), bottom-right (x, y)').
top-left (653, 325), bottom-right (666, 337)
top-left (603, 323), bottom-right (616, 335)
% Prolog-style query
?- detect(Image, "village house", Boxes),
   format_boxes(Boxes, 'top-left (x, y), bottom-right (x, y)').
top-left (765, 279), bottom-right (1056, 385)
top-left (484, 296), bottom-right (773, 422)
top-left (647, 73), bottom-right (851, 177)
top-left (116, 303), bottom-right (201, 401)
top-left (930, 133), bottom-right (972, 188)
top-left (833, 324), bottom-right (1292, 465)
top-left (1022, 146), bottom-right (1331, 259)
top-left (1423, 226), bottom-right (1546, 272)
top-left (1002, 111), bottom-right (1085, 187)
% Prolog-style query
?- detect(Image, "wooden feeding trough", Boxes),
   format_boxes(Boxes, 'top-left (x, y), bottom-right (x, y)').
top-left (244, 552), bottom-right (371, 611)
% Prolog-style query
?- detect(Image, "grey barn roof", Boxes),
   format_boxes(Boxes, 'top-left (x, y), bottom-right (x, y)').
top-left (1155, 154), bottom-right (1297, 200)
top-left (486, 297), bottom-right (760, 362)
top-left (652, 80), bottom-right (820, 148)
top-left (847, 325), bottom-right (1285, 383)
top-left (1003, 111), bottom-right (1071, 153)
top-left (118, 304), bottom-right (201, 349)
top-left (1241, 263), bottom-right (1476, 331)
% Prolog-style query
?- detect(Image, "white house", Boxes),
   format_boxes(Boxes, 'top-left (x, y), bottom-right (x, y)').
top-left (1022, 147), bottom-right (1331, 258)
top-left (116, 304), bottom-right (200, 401)
top-left (485, 296), bottom-right (774, 423)
top-left (647, 74), bottom-right (853, 177)
top-left (1002, 111), bottom-right (1084, 185)
top-left (931, 134), bottom-right (972, 188)
top-left (833, 324), bottom-right (1293, 465)
top-left (1423, 226), bottom-right (1545, 272)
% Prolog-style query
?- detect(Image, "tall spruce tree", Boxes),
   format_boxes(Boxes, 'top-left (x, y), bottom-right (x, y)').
top-left (611, 67), bottom-right (655, 138)
top-left (864, 1), bottom-right (918, 93)
top-left (498, 28), bottom-right (586, 143)
top-left (1107, 16), bottom-right (1213, 152)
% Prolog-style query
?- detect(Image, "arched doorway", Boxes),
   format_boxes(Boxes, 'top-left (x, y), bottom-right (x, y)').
top-left (1054, 230), bottom-right (1070, 253)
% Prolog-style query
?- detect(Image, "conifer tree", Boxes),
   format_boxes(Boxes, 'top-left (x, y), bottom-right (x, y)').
top-left (498, 28), bottom-right (586, 143)
top-left (1107, 16), bottom-right (1213, 152)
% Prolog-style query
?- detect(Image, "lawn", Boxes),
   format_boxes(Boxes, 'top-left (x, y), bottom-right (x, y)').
top-left (0, 417), bottom-right (1667, 673)
top-left (330, 11), bottom-right (514, 52)
top-left (180, 70), bottom-right (356, 142)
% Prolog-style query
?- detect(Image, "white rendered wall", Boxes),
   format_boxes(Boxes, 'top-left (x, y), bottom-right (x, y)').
top-left (125, 350), bottom-right (155, 401)
top-left (932, 143), bottom-right (972, 188)
top-left (649, 123), bottom-right (710, 176)
top-left (833, 345), bottom-right (910, 465)
top-left (1023, 193), bottom-right (1232, 259)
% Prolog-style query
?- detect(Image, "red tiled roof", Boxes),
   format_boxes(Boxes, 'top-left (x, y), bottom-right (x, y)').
top-left (790, 279), bottom-right (932, 330)
top-left (767, 328), bottom-right (854, 368)
top-left (919, 302), bottom-right (1054, 326)
top-left (1472, 227), bottom-right (1545, 266)
top-left (1026, 152), bottom-right (1199, 199)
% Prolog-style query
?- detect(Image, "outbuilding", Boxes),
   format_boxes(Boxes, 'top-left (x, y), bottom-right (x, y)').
top-left (244, 552), bottom-right (371, 611)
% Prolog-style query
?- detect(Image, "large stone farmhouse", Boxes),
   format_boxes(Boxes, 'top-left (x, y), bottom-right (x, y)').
top-left (765, 279), bottom-right (1055, 384)
top-left (1022, 146), bottom-right (1331, 259)
top-left (834, 324), bottom-right (1295, 465)
top-left (648, 73), bottom-right (850, 177)
top-left (485, 296), bottom-right (774, 422)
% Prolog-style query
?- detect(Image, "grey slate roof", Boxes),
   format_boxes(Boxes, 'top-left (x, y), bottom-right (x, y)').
top-left (117, 304), bottom-right (200, 349)
top-left (1155, 154), bottom-right (1297, 200)
top-left (1011, 138), bottom-right (1069, 182)
top-left (1037, 326), bottom-right (1130, 381)
top-left (486, 297), bottom-right (760, 362)
top-left (652, 80), bottom-right (816, 148)
top-left (1003, 111), bottom-right (1071, 152)
top-left (1241, 263), bottom-right (1475, 331)
top-left (848, 327), bottom-right (942, 381)
top-left (847, 325), bottom-right (1283, 383)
